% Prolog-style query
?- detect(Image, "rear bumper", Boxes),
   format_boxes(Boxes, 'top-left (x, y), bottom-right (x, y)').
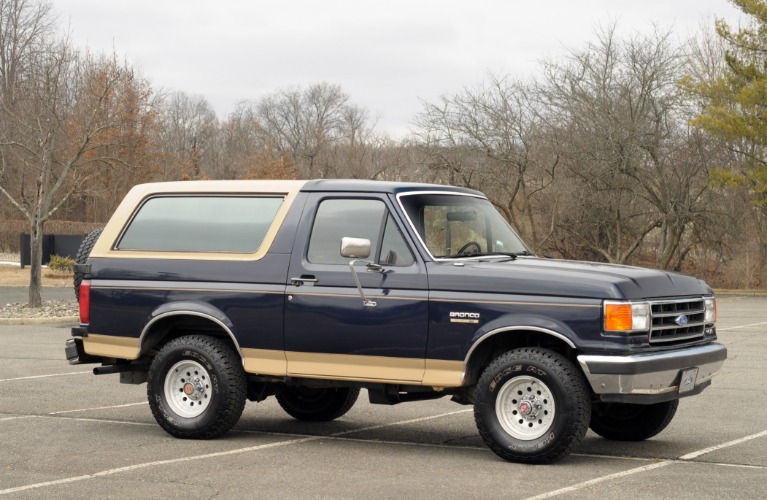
top-left (65, 337), bottom-right (100, 365)
top-left (577, 343), bottom-right (727, 404)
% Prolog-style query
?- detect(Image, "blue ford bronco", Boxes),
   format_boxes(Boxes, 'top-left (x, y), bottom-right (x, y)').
top-left (65, 179), bottom-right (727, 463)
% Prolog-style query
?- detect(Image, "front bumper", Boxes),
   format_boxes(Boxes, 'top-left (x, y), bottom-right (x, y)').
top-left (577, 343), bottom-right (727, 404)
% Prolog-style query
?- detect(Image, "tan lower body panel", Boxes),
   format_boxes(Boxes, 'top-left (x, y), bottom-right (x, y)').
top-left (423, 359), bottom-right (464, 387)
top-left (285, 351), bottom-right (424, 383)
top-left (244, 350), bottom-right (464, 387)
top-left (82, 334), bottom-right (140, 359)
top-left (82, 335), bottom-right (465, 388)
top-left (242, 348), bottom-right (288, 375)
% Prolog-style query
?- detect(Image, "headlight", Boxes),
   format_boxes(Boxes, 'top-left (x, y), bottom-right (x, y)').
top-left (604, 301), bottom-right (650, 332)
top-left (704, 297), bottom-right (717, 323)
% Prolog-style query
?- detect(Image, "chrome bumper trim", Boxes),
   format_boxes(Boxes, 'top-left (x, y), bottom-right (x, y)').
top-left (577, 343), bottom-right (727, 396)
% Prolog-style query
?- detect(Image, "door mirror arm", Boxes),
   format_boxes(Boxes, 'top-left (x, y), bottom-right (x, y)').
top-left (340, 237), bottom-right (382, 307)
top-left (348, 260), bottom-right (377, 307)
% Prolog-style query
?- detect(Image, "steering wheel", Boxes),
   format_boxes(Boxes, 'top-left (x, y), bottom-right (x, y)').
top-left (456, 241), bottom-right (481, 255)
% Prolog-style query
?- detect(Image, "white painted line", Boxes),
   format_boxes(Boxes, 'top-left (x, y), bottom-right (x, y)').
top-left (0, 371), bottom-right (91, 383)
top-left (0, 435), bottom-right (321, 495)
top-left (329, 435), bottom-right (487, 452)
top-left (717, 321), bottom-right (767, 332)
top-left (0, 409), bottom-right (471, 495)
top-left (679, 429), bottom-right (767, 460)
top-left (48, 402), bottom-right (148, 415)
top-left (528, 429), bottom-right (767, 499)
top-left (705, 461), bottom-right (767, 471)
top-left (525, 461), bottom-right (674, 499)
top-left (0, 416), bottom-right (34, 422)
top-left (333, 409), bottom-right (472, 436)
top-left (49, 417), bottom-right (156, 427)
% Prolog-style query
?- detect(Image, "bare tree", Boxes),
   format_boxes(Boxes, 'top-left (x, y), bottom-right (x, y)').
top-left (154, 91), bottom-right (218, 180)
top-left (537, 24), bottom-right (717, 267)
top-left (0, 0), bottom-right (54, 104)
top-left (0, 39), bottom-right (141, 306)
top-left (414, 75), bottom-right (557, 249)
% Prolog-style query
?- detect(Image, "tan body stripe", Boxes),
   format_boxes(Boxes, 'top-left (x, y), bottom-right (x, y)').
top-left (82, 335), bottom-right (465, 388)
top-left (82, 334), bottom-right (140, 359)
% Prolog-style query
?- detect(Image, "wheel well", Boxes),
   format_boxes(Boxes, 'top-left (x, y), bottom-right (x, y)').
top-left (464, 330), bottom-right (576, 387)
top-left (139, 314), bottom-right (240, 358)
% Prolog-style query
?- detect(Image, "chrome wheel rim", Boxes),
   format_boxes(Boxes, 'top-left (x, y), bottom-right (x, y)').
top-left (495, 376), bottom-right (555, 440)
top-left (164, 360), bottom-right (211, 418)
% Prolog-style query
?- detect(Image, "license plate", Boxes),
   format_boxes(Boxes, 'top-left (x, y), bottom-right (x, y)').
top-left (678, 367), bottom-right (699, 393)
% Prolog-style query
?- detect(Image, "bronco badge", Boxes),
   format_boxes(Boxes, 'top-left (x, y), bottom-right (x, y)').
top-left (450, 312), bottom-right (480, 324)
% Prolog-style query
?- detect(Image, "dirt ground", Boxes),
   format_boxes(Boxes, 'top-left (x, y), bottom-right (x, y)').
top-left (0, 265), bottom-right (73, 287)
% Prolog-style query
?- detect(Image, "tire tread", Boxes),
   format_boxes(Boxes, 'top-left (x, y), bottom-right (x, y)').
top-left (148, 335), bottom-right (246, 439)
top-left (474, 347), bottom-right (591, 464)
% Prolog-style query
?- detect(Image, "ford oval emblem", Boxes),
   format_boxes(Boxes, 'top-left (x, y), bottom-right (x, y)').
top-left (675, 314), bottom-right (689, 326)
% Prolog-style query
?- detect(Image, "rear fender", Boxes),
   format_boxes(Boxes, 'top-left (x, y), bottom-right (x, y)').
top-left (139, 301), bottom-right (241, 357)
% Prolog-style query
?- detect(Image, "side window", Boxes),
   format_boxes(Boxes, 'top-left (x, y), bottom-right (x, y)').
top-left (117, 196), bottom-right (284, 253)
top-left (307, 199), bottom-right (415, 267)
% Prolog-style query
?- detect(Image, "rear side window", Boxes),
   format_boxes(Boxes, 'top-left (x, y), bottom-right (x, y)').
top-left (117, 196), bottom-right (284, 253)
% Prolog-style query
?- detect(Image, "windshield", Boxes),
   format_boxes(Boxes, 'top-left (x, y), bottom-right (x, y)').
top-left (398, 193), bottom-right (531, 259)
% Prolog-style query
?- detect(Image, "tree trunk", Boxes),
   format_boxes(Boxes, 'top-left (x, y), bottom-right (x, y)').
top-left (27, 219), bottom-right (44, 308)
top-left (759, 241), bottom-right (767, 290)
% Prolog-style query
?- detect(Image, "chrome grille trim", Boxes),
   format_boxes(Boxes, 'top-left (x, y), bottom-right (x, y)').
top-left (649, 298), bottom-right (707, 345)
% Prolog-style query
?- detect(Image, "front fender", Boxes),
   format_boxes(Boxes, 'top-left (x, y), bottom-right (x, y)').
top-left (465, 313), bottom-right (580, 362)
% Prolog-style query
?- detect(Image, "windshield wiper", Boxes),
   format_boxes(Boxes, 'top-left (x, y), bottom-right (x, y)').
top-left (447, 251), bottom-right (529, 260)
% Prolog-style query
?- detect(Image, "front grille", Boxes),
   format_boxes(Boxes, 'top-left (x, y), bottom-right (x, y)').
top-left (649, 298), bottom-right (706, 344)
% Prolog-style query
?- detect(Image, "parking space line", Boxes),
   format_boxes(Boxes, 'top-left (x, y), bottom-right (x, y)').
top-left (526, 461), bottom-right (674, 499)
top-left (679, 429), bottom-right (767, 460)
top-left (717, 321), bottom-right (767, 332)
top-left (48, 416), bottom-right (156, 427)
top-left (0, 409), bottom-right (471, 495)
top-left (48, 402), bottom-right (148, 415)
top-left (0, 371), bottom-right (91, 383)
top-left (0, 415), bottom-right (34, 422)
top-left (527, 429), bottom-right (767, 499)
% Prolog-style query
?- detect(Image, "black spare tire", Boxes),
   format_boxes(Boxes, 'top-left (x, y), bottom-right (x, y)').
top-left (73, 227), bottom-right (103, 301)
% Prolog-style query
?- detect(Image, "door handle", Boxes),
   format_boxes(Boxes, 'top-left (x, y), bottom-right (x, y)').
top-left (291, 276), bottom-right (318, 286)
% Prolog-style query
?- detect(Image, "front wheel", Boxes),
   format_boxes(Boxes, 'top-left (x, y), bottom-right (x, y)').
top-left (147, 335), bottom-right (246, 439)
top-left (474, 348), bottom-right (591, 464)
top-left (276, 386), bottom-right (360, 421)
top-left (590, 400), bottom-right (679, 441)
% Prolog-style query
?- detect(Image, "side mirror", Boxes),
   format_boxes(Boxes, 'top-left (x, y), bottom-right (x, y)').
top-left (340, 237), bottom-right (378, 307)
top-left (341, 237), bottom-right (371, 259)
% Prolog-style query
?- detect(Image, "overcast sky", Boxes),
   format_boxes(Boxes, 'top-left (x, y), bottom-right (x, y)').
top-left (53, 0), bottom-right (743, 138)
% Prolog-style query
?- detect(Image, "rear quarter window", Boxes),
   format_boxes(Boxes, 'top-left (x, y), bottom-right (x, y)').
top-left (116, 196), bottom-right (284, 253)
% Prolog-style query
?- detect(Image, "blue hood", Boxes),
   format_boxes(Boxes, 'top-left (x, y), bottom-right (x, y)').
top-left (427, 257), bottom-right (712, 300)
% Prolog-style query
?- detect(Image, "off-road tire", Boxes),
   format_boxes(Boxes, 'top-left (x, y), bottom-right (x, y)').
top-left (147, 335), bottom-right (246, 439)
top-left (474, 347), bottom-right (591, 464)
top-left (73, 227), bottom-right (103, 300)
top-left (276, 386), bottom-right (360, 421)
top-left (590, 400), bottom-right (679, 441)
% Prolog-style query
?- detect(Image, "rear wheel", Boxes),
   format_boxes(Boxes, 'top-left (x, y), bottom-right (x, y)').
top-left (276, 386), bottom-right (359, 421)
top-left (590, 400), bottom-right (679, 441)
top-left (474, 347), bottom-right (591, 463)
top-left (147, 335), bottom-right (246, 439)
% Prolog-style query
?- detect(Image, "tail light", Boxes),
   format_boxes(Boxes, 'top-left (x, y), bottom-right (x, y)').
top-left (79, 280), bottom-right (91, 324)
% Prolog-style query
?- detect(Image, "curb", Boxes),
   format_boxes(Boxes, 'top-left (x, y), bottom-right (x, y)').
top-left (712, 289), bottom-right (767, 297)
top-left (0, 316), bottom-right (78, 326)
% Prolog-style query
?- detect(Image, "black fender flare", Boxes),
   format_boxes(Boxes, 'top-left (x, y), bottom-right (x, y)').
top-left (462, 313), bottom-right (578, 382)
top-left (139, 301), bottom-right (241, 357)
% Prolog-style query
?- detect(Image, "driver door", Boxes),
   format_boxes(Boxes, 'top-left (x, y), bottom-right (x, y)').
top-left (283, 194), bottom-right (429, 383)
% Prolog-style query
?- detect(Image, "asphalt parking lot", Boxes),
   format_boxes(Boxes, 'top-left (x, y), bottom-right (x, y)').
top-left (0, 295), bottom-right (765, 499)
